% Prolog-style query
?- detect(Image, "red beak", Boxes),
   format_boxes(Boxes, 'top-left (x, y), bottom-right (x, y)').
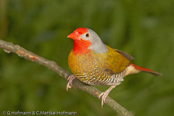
top-left (67, 31), bottom-right (80, 40)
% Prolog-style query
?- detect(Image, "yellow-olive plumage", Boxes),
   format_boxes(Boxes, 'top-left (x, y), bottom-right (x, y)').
top-left (68, 45), bottom-right (129, 85)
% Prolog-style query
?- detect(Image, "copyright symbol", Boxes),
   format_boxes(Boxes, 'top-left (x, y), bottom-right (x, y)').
top-left (2, 111), bottom-right (6, 115)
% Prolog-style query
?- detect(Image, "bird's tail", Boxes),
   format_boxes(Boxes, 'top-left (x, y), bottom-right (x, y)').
top-left (126, 63), bottom-right (162, 76)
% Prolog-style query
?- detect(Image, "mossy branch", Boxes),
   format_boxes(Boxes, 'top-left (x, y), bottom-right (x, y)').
top-left (0, 40), bottom-right (133, 116)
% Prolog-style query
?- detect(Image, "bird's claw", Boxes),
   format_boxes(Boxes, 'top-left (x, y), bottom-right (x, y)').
top-left (98, 91), bottom-right (109, 108)
top-left (98, 85), bottom-right (116, 107)
top-left (66, 75), bottom-right (76, 91)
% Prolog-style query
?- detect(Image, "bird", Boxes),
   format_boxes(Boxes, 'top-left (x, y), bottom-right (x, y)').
top-left (66, 27), bottom-right (162, 107)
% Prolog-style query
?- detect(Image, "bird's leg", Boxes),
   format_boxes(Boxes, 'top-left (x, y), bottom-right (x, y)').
top-left (98, 85), bottom-right (116, 107)
top-left (66, 75), bottom-right (76, 91)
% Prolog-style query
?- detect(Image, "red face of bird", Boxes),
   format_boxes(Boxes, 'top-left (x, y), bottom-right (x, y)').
top-left (67, 28), bottom-right (88, 40)
top-left (67, 28), bottom-right (108, 54)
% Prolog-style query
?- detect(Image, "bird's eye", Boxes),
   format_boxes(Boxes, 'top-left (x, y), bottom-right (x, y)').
top-left (86, 33), bottom-right (89, 37)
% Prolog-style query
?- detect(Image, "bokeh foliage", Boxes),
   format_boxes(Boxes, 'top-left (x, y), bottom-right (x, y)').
top-left (0, 0), bottom-right (174, 116)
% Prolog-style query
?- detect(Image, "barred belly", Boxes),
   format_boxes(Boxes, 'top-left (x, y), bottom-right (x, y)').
top-left (75, 68), bottom-right (127, 86)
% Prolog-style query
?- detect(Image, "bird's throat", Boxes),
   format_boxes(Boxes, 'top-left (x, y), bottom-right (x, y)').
top-left (72, 39), bottom-right (91, 55)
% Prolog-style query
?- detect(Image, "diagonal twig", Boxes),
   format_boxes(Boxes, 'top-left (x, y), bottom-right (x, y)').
top-left (0, 39), bottom-right (133, 116)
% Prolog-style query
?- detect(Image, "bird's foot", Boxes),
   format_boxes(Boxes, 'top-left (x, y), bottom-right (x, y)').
top-left (66, 75), bottom-right (76, 91)
top-left (98, 85), bottom-right (116, 107)
top-left (98, 90), bottom-right (110, 107)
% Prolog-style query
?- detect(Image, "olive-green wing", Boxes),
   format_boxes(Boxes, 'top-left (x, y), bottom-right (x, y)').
top-left (103, 46), bottom-right (131, 75)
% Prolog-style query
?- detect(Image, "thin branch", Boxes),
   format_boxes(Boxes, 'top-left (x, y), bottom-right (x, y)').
top-left (0, 40), bottom-right (133, 116)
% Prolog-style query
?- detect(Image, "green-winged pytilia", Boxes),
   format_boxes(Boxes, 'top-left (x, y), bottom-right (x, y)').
top-left (66, 28), bottom-right (162, 107)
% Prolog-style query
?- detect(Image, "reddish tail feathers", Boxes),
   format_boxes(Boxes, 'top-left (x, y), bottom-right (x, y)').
top-left (129, 63), bottom-right (162, 76)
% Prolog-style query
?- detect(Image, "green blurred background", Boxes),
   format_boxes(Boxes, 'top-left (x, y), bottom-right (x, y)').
top-left (0, 0), bottom-right (174, 116)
